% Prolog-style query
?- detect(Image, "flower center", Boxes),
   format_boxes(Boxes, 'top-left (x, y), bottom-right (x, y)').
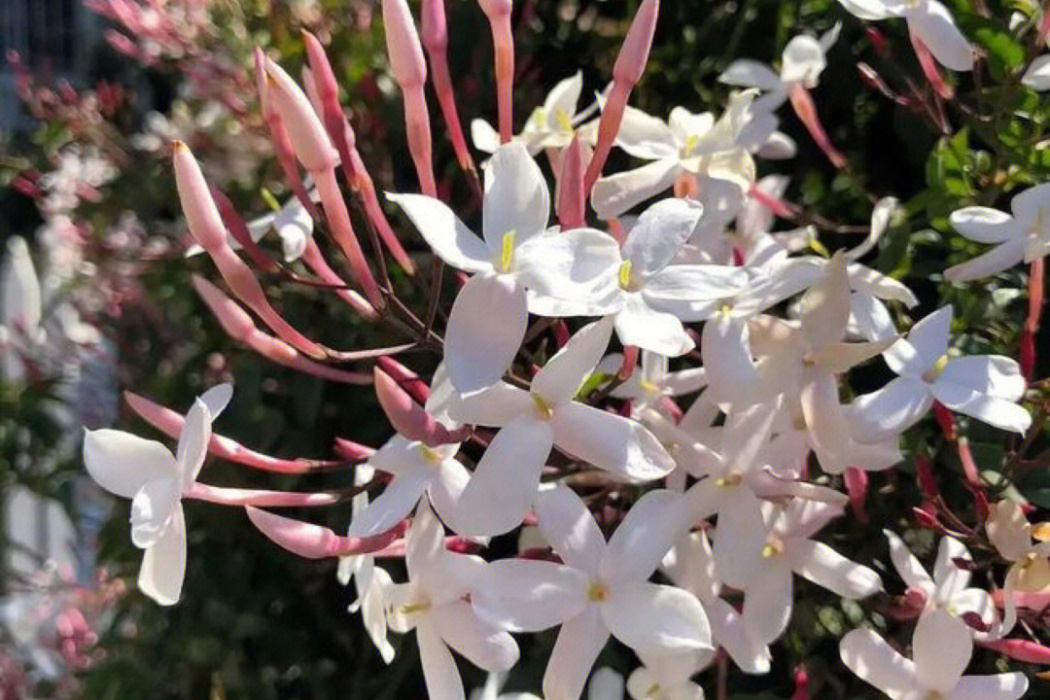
top-left (587, 581), bottom-right (611, 602)
top-left (681, 134), bottom-right (700, 158)
top-left (762, 536), bottom-right (784, 558)
top-left (921, 354), bottom-right (950, 384)
top-left (499, 230), bottom-right (516, 273)
top-left (716, 472), bottom-right (743, 487)
top-left (619, 259), bottom-right (641, 291)
top-left (417, 445), bottom-right (445, 465)
top-left (532, 393), bottom-right (555, 421)
top-left (554, 108), bottom-right (574, 133)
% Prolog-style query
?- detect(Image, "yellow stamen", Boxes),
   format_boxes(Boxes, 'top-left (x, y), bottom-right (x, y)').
top-left (532, 393), bottom-right (555, 420)
top-left (418, 445), bottom-right (445, 465)
top-left (716, 472), bottom-right (743, 487)
top-left (587, 582), bottom-right (610, 602)
top-left (682, 134), bottom-right (700, 156)
top-left (762, 540), bottom-right (783, 558)
top-left (500, 230), bottom-right (516, 272)
top-left (400, 600), bottom-right (432, 615)
top-left (619, 259), bottom-right (634, 290)
top-left (639, 380), bottom-right (660, 396)
top-left (921, 354), bottom-right (950, 383)
top-left (554, 109), bottom-right (574, 133)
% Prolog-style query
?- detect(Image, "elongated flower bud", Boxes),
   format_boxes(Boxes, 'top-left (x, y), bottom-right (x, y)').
top-left (124, 391), bottom-right (339, 474)
top-left (246, 507), bottom-right (407, 559)
top-left (585, 0), bottom-right (659, 193)
top-left (558, 135), bottom-right (586, 229)
top-left (382, 0), bottom-right (427, 89)
top-left (374, 367), bottom-right (469, 446)
top-left (264, 57), bottom-right (339, 173)
top-left (420, 0), bottom-right (476, 178)
top-left (172, 141), bottom-right (226, 253)
top-left (477, 0), bottom-right (514, 142)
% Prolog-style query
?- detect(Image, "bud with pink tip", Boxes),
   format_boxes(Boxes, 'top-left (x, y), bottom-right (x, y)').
top-left (477, 0), bottom-right (514, 143)
top-left (263, 57), bottom-right (339, 173)
top-left (584, 0), bottom-right (658, 193)
top-left (246, 507), bottom-right (407, 559)
top-left (420, 0), bottom-right (476, 179)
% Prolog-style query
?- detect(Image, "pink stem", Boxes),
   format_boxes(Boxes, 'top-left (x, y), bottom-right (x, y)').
top-left (909, 31), bottom-right (953, 100)
top-left (211, 187), bottom-right (280, 274)
top-left (313, 167), bottom-right (385, 307)
top-left (747, 182), bottom-right (797, 218)
top-left (421, 0), bottom-right (477, 177)
top-left (1021, 257), bottom-right (1044, 380)
top-left (403, 87), bottom-right (438, 196)
top-left (301, 31), bottom-right (416, 275)
top-left (124, 391), bottom-right (341, 474)
top-left (788, 84), bottom-right (846, 169)
top-left (584, 0), bottom-right (660, 194)
top-left (487, 9), bottom-right (514, 143)
top-left (187, 483), bottom-right (342, 508)
top-left (299, 238), bottom-right (379, 319)
top-left (334, 437), bottom-right (377, 461)
top-left (843, 466), bottom-right (869, 523)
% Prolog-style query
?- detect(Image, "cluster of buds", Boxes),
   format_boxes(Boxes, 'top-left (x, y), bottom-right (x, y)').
top-left (78, 1), bottom-right (1050, 699)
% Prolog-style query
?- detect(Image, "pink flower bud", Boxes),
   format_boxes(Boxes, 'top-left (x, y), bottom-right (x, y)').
top-left (374, 367), bottom-right (469, 446)
top-left (172, 141), bottom-right (227, 253)
top-left (334, 437), bottom-right (377, 462)
top-left (558, 135), bottom-right (586, 229)
top-left (612, 0), bottom-right (659, 85)
top-left (263, 57), bottom-right (339, 173)
top-left (246, 507), bottom-right (407, 559)
top-left (981, 638), bottom-right (1050, 664)
top-left (375, 355), bottom-right (430, 403)
top-left (381, 0), bottom-right (427, 89)
top-left (844, 466), bottom-right (869, 523)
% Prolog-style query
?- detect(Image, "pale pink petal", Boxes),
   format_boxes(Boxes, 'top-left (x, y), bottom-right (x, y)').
top-left (602, 582), bottom-right (711, 655)
top-left (450, 382), bottom-right (534, 427)
top-left (534, 318), bottom-right (615, 405)
top-left (453, 419), bottom-right (552, 536)
top-left (885, 529), bottom-right (935, 593)
top-left (137, 502), bottom-right (186, 606)
top-left (348, 469), bottom-right (430, 537)
top-left (417, 618), bottom-right (466, 700)
top-left (551, 402), bottom-right (675, 481)
top-left (622, 199), bottom-right (703, 279)
top-left (432, 599), bottom-right (519, 671)
top-left (388, 193), bottom-right (492, 273)
top-left (719, 60), bottom-right (782, 91)
top-left (614, 294), bottom-right (694, 357)
top-left (712, 486), bottom-right (767, 590)
top-left (850, 377), bottom-right (932, 436)
top-left (445, 273), bottom-right (528, 394)
top-left (535, 485), bottom-right (605, 576)
top-left (949, 207), bottom-right (1019, 244)
top-left (176, 398), bottom-right (213, 487)
top-left (83, 429), bottom-right (177, 499)
top-left (543, 608), bottom-right (610, 700)
top-left (913, 610), bottom-right (972, 693)
top-left (592, 159), bottom-right (682, 220)
top-left (790, 540), bottom-right (882, 599)
top-left (945, 239), bottom-right (1026, 282)
top-left (906, 0), bottom-right (975, 72)
top-left (840, 628), bottom-right (917, 700)
top-left (601, 489), bottom-right (689, 584)
top-left (741, 559), bottom-right (793, 645)
top-left (483, 143), bottom-right (551, 246)
top-left (949, 674), bottom-right (1028, 700)
top-left (473, 559), bottom-right (589, 632)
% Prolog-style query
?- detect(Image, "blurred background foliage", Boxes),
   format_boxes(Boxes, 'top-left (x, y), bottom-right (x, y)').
top-left (2, 0), bottom-right (1050, 698)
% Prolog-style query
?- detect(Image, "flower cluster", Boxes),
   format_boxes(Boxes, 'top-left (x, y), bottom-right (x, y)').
top-left (77, 1), bottom-right (1050, 699)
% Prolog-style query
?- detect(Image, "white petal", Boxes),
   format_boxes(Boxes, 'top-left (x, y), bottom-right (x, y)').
top-left (543, 608), bottom-right (610, 700)
top-left (137, 502), bottom-right (187, 606)
top-left (741, 559), bottom-right (793, 645)
top-left (515, 228), bottom-right (622, 304)
top-left (623, 199), bottom-right (704, 279)
top-left (945, 239), bottom-right (1026, 282)
top-left (445, 274), bottom-right (528, 395)
top-left (949, 674), bottom-right (1029, 700)
top-left (705, 596), bottom-right (771, 675)
top-left (885, 530), bottom-right (935, 593)
top-left (930, 382), bottom-right (1031, 434)
top-left (700, 314), bottom-right (764, 409)
top-left (907, 0), bottom-right (975, 72)
top-left (592, 159), bottom-right (682, 220)
top-left (199, 383), bottom-right (233, 418)
top-left (913, 610), bottom-right (972, 694)
top-left (614, 295), bottom-right (694, 357)
top-left (83, 429), bottom-right (177, 499)
top-left (949, 207), bottom-right (1019, 244)
top-left (130, 478), bottom-right (182, 549)
top-left (348, 468), bottom-right (430, 538)
top-left (432, 600), bottom-right (519, 672)
top-left (388, 193), bottom-right (492, 273)
top-left (552, 402), bottom-right (675, 482)
top-left (535, 484), bottom-right (605, 577)
top-left (543, 72), bottom-right (584, 121)
top-left (712, 486), bottom-right (767, 590)
top-left (1010, 182), bottom-right (1050, 227)
top-left (176, 398), bottom-right (213, 488)
top-left (932, 536), bottom-right (972, 594)
top-left (840, 628), bottom-right (917, 700)
top-left (1, 236), bottom-right (41, 338)
top-left (473, 559), bottom-right (589, 632)
top-left (471, 118), bottom-right (500, 154)
top-left (1022, 54), bottom-right (1050, 90)
top-left (850, 377), bottom-right (932, 436)
top-left (535, 318), bottom-right (615, 405)
top-left (453, 419), bottom-right (552, 536)
top-left (643, 264), bottom-right (750, 306)
top-left (614, 106), bottom-right (679, 161)
top-left (417, 619), bottom-right (466, 700)
top-left (483, 143), bottom-right (550, 246)
top-left (781, 35), bottom-right (826, 86)
top-left (451, 382), bottom-right (534, 427)
top-left (790, 540), bottom-right (882, 599)
top-left (719, 60), bottom-right (783, 91)
top-left (837, 0), bottom-right (899, 21)
top-left (590, 667), bottom-right (626, 700)
top-left (938, 355), bottom-right (1026, 402)
top-left (426, 457), bottom-right (473, 534)
top-left (602, 582), bottom-right (711, 655)
top-left (602, 490), bottom-right (689, 584)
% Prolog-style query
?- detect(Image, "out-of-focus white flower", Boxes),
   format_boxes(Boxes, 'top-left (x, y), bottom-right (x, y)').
top-left (945, 183), bottom-right (1050, 281)
top-left (82, 385), bottom-right (232, 605)
top-left (837, 0), bottom-right (975, 71)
